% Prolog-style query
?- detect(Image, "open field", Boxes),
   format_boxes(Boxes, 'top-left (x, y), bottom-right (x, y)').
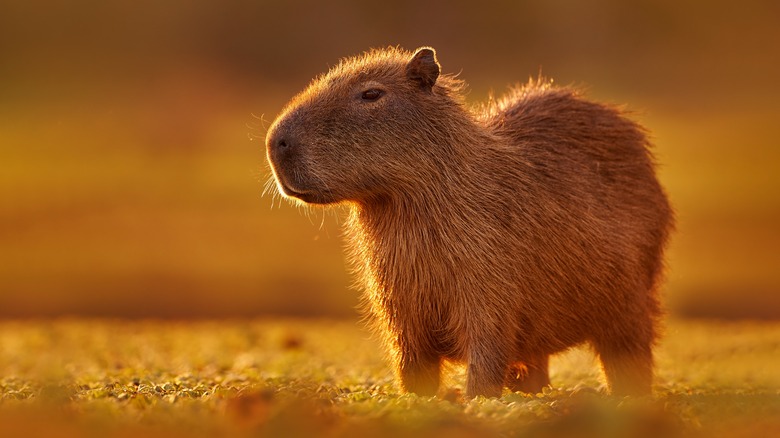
top-left (1, 318), bottom-right (778, 437)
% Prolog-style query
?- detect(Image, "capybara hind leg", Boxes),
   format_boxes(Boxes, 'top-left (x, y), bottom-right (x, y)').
top-left (506, 355), bottom-right (550, 394)
top-left (398, 354), bottom-right (441, 396)
top-left (595, 340), bottom-right (653, 396)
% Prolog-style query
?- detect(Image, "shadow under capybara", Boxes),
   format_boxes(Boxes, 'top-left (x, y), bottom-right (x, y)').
top-left (265, 47), bottom-right (674, 398)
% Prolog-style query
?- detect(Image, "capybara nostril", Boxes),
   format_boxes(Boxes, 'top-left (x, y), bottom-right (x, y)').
top-left (268, 133), bottom-right (296, 160)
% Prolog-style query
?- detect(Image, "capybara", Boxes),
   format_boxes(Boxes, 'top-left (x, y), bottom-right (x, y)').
top-left (265, 47), bottom-right (673, 398)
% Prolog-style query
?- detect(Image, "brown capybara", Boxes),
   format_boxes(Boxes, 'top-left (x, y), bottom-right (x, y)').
top-left (265, 47), bottom-right (673, 398)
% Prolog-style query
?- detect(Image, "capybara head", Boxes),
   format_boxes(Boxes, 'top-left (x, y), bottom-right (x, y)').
top-left (266, 47), bottom-right (465, 204)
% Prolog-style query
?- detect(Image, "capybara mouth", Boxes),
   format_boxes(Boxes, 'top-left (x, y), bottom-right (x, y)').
top-left (281, 185), bottom-right (311, 201)
top-left (271, 166), bottom-right (336, 204)
top-left (270, 167), bottom-right (315, 201)
top-left (278, 181), bottom-right (331, 204)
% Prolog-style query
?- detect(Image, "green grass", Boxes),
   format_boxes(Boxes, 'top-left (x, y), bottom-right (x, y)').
top-left (1, 319), bottom-right (779, 437)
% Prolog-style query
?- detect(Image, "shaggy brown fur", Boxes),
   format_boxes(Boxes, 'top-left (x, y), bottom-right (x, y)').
top-left (265, 47), bottom-right (674, 398)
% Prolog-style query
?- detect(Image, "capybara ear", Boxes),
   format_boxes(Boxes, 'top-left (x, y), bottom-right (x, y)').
top-left (406, 47), bottom-right (440, 91)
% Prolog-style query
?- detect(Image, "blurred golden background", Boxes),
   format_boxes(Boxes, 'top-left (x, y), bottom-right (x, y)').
top-left (1, 1), bottom-right (778, 319)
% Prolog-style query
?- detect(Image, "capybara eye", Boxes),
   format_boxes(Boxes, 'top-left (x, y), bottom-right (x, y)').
top-left (361, 89), bottom-right (384, 101)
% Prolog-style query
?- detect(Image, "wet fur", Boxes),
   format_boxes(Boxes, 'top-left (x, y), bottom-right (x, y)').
top-left (265, 47), bottom-right (674, 398)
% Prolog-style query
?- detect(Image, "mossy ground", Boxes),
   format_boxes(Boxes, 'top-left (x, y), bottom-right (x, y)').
top-left (1, 319), bottom-right (778, 437)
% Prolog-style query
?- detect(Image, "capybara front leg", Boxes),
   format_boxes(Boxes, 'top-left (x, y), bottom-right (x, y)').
top-left (465, 347), bottom-right (508, 398)
top-left (595, 339), bottom-right (653, 396)
top-left (398, 353), bottom-right (441, 396)
top-left (506, 354), bottom-right (550, 394)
